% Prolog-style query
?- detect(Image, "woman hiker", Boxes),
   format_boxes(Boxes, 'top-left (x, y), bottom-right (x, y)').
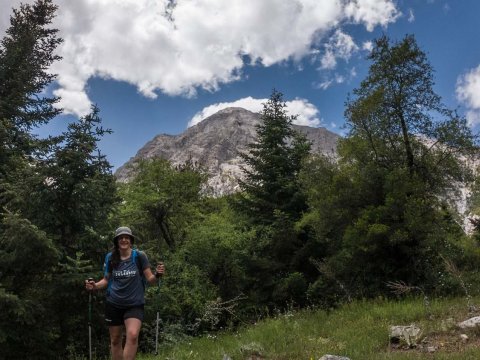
top-left (85, 226), bottom-right (165, 360)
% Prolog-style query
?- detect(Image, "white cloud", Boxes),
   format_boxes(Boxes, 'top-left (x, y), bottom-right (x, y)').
top-left (362, 40), bottom-right (373, 52)
top-left (317, 79), bottom-right (334, 90)
top-left (1, 0), bottom-right (400, 117)
top-left (189, 97), bottom-right (264, 127)
top-left (315, 68), bottom-right (356, 90)
top-left (287, 98), bottom-right (322, 126)
top-left (456, 65), bottom-right (480, 126)
top-left (344, 0), bottom-right (401, 31)
top-left (407, 9), bottom-right (415, 22)
top-left (189, 97), bottom-right (321, 127)
top-left (320, 30), bottom-right (359, 70)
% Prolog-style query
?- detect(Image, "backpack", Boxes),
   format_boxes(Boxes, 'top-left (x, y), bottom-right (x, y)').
top-left (103, 249), bottom-right (147, 294)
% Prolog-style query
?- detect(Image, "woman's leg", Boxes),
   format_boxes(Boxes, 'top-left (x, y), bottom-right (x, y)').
top-left (123, 317), bottom-right (142, 360)
top-left (108, 325), bottom-right (124, 360)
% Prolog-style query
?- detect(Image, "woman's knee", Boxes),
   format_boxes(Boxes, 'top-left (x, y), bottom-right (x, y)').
top-left (109, 328), bottom-right (123, 347)
top-left (125, 328), bottom-right (140, 344)
top-left (110, 334), bottom-right (123, 347)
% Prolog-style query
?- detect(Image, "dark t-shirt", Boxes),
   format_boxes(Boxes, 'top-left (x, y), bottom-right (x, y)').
top-left (104, 251), bottom-right (150, 308)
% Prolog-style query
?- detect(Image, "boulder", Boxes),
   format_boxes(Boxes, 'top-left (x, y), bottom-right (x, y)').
top-left (458, 316), bottom-right (480, 329)
top-left (389, 325), bottom-right (422, 347)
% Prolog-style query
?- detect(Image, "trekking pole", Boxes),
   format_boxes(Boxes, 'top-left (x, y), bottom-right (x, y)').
top-left (155, 262), bottom-right (163, 356)
top-left (88, 278), bottom-right (94, 360)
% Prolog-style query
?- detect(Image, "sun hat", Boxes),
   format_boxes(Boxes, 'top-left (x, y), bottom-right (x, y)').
top-left (113, 226), bottom-right (135, 244)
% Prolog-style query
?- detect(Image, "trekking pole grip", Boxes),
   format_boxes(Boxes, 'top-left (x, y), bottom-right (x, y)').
top-left (155, 262), bottom-right (164, 283)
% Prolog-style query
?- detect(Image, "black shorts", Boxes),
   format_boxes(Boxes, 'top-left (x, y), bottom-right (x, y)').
top-left (105, 302), bottom-right (144, 326)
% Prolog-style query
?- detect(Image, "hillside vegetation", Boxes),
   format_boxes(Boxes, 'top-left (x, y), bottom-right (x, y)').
top-left (140, 297), bottom-right (480, 360)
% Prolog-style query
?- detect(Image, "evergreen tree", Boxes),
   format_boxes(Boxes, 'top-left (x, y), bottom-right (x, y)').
top-left (29, 106), bottom-right (118, 355)
top-left (0, 1), bottom-right (65, 357)
top-left (0, 213), bottom-right (60, 359)
top-left (235, 90), bottom-right (311, 307)
top-left (0, 106), bottom-right (118, 357)
top-left (238, 90), bottom-right (311, 225)
top-left (0, 3), bottom-right (119, 356)
top-left (0, 0), bottom-right (62, 176)
top-left (27, 105), bottom-right (118, 256)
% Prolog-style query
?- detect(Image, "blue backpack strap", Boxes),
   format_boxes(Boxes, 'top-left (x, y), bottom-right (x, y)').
top-left (104, 252), bottom-right (112, 276)
top-left (104, 250), bottom-right (146, 294)
top-left (132, 249), bottom-right (148, 288)
top-left (132, 248), bottom-right (137, 267)
top-left (104, 252), bottom-right (112, 294)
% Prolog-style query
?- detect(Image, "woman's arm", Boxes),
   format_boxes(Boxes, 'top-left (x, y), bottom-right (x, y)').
top-left (144, 263), bottom-right (165, 286)
top-left (85, 276), bottom-right (109, 291)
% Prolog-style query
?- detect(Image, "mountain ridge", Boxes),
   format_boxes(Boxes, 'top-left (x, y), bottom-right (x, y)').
top-left (115, 107), bottom-right (340, 195)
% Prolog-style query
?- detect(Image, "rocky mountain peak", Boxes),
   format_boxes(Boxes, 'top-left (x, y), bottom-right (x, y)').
top-left (115, 107), bottom-right (340, 195)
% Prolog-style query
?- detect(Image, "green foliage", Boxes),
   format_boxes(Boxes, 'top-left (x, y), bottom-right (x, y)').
top-left (27, 105), bottom-right (118, 255)
top-left (0, 108), bottom-right (117, 358)
top-left (344, 34), bottom-right (476, 186)
top-left (0, 0), bottom-right (62, 176)
top-left (142, 296), bottom-right (480, 360)
top-left (237, 89), bottom-right (311, 225)
top-left (0, 212), bottom-right (60, 359)
top-left (272, 272), bottom-right (308, 305)
top-left (299, 35), bottom-right (479, 301)
top-left (118, 158), bottom-right (206, 251)
top-left (118, 159), bottom-right (245, 351)
top-left (0, 2), bottom-right (118, 356)
top-left (179, 198), bottom-right (251, 301)
top-left (233, 90), bottom-right (313, 309)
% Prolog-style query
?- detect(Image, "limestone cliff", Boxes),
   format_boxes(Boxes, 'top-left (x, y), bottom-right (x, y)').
top-left (115, 107), bottom-right (340, 195)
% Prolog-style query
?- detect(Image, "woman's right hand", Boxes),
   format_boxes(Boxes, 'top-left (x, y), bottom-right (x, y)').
top-left (85, 278), bottom-right (96, 291)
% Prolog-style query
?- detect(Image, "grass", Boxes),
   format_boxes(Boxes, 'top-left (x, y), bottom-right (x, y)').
top-left (138, 296), bottom-right (480, 360)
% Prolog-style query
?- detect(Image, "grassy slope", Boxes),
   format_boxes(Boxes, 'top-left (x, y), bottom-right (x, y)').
top-left (140, 296), bottom-right (480, 360)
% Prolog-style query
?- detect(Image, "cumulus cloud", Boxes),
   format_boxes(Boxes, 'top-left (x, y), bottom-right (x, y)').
top-left (344, 0), bottom-right (401, 31)
top-left (189, 97), bottom-right (265, 127)
top-left (1, 0), bottom-right (400, 116)
top-left (456, 65), bottom-right (480, 126)
top-left (189, 97), bottom-right (321, 127)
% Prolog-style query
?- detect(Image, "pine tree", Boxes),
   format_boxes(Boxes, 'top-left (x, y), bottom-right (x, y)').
top-left (0, 2), bottom-right (64, 356)
top-left (235, 90), bottom-right (311, 307)
top-left (238, 90), bottom-right (311, 225)
top-left (0, 0), bottom-right (62, 176)
top-left (0, 3), bottom-right (117, 357)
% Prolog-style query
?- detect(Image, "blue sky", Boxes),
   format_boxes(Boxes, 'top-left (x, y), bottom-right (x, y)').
top-left (1, 0), bottom-right (480, 171)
